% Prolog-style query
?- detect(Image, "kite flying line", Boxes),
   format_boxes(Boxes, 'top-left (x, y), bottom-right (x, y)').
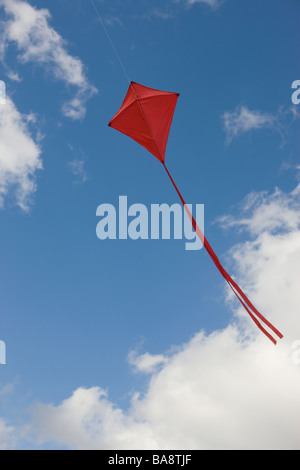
top-left (90, 0), bottom-right (130, 84)
top-left (90, 3), bottom-right (283, 344)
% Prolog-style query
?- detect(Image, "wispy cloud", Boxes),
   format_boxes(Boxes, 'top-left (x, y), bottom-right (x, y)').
top-left (217, 186), bottom-right (300, 236)
top-left (0, 0), bottom-right (97, 120)
top-left (222, 105), bottom-right (299, 144)
top-left (186, 0), bottom-right (221, 8)
top-left (67, 145), bottom-right (88, 184)
top-left (128, 351), bottom-right (167, 374)
top-left (0, 96), bottom-right (42, 211)
top-left (131, 0), bottom-right (220, 24)
top-left (0, 418), bottom-right (15, 450)
top-left (144, 8), bottom-right (174, 20)
top-left (139, 0), bottom-right (219, 21)
top-left (67, 159), bottom-right (88, 185)
top-left (222, 106), bottom-right (276, 144)
top-left (132, 7), bottom-right (174, 22)
top-left (5, 68), bottom-right (22, 82)
top-left (104, 15), bottom-right (123, 27)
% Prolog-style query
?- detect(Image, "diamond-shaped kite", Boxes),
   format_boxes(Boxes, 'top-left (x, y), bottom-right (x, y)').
top-left (109, 81), bottom-right (283, 345)
top-left (109, 81), bottom-right (179, 162)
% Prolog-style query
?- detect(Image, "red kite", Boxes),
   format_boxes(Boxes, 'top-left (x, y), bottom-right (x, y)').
top-left (109, 81), bottom-right (283, 345)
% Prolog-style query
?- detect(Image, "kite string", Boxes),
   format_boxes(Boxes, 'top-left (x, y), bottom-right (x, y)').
top-left (90, 0), bottom-right (163, 160)
top-left (90, 0), bottom-right (131, 84)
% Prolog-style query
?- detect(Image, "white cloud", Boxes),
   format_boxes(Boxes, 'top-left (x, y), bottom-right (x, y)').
top-left (67, 158), bottom-right (88, 184)
top-left (141, 8), bottom-right (174, 21)
top-left (6, 69), bottom-right (22, 82)
top-left (0, 418), bottom-right (15, 450)
top-left (0, 184), bottom-right (298, 449)
top-left (222, 105), bottom-right (276, 143)
top-left (217, 185), bottom-right (300, 236)
top-left (17, 183), bottom-right (300, 450)
top-left (128, 351), bottom-right (167, 374)
top-left (0, 96), bottom-right (42, 210)
top-left (221, 185), bottom-right (300, 339)
top-left (29, 387), bottom-right (158, 450)
top-left (187, 0), bottom-right (220, 8)
top-left (222, 105), bottom-right (299, 145)
top-left (0, 0), bottom-right (97, 119)
top-left (66, 145), bottom-right (88, 184)
top-left (104, 16), bottom-right (124, 27)
top-left (27, 331), bottom-right (300, 450)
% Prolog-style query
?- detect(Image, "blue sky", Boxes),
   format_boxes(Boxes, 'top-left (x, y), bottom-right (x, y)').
top-left (0, 0), bottom-right (299, 450)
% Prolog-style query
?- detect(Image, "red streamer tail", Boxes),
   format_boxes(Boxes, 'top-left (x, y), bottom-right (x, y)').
top-left (162, 162), bottom-right (283, 345)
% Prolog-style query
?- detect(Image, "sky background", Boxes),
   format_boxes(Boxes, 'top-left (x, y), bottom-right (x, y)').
top-left (0, 0), bottom-right (299, 450)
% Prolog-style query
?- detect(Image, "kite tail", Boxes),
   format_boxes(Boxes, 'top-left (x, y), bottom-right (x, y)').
top-left (162, 162), bottom-right (283, 345)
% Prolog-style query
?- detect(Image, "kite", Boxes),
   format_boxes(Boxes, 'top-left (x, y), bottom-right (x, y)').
top-left (109, 81), bottom-right (283, 345)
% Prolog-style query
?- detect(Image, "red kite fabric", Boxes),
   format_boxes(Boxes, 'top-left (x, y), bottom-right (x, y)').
top-left (109, 81), bottom-right (283, 345)
top-left (109, 82), bottom-right (179, 162)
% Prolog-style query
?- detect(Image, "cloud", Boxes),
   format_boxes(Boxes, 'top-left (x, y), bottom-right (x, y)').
top-left (0, 183), bottom-right (299, 449)
top-left (0, 418), bottom-right (15, 450)
top-left (219, 185), bottom-right (300, 339)
top-left (222, 105), bottom-right (299, 145)
top-left (27, 332), bottom-right (300, 450)
top-left (6, 68), bottom-right (22, 82)
top-left (222, 105), bottom-right (277, 143)
top-left (67, 159), bottom-right (88, 185)
top-left (186, 0), bottom-right (221, 8)
top-left (128, 351), bottom-right (167, 374)
top-left (217, 185), bottom-right (300, 236)
top-left (27, 386), bottom-right (158, 450)
top-left (104, 16), bottom-right (124, 27)
top-left (0, 96), bottom-right (42, 210)
top-left (14, 183), bottom-right (299, 450)
top-left (0, 0), bottom-right (97, 119)
top-left (141, 8), bottom-right (175, 21)
top-left (66, 145), bottom-right (88, 184)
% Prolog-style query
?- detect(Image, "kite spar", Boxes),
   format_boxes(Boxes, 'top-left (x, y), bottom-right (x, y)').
top-left (108, 81), bottom-right (283, 345)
